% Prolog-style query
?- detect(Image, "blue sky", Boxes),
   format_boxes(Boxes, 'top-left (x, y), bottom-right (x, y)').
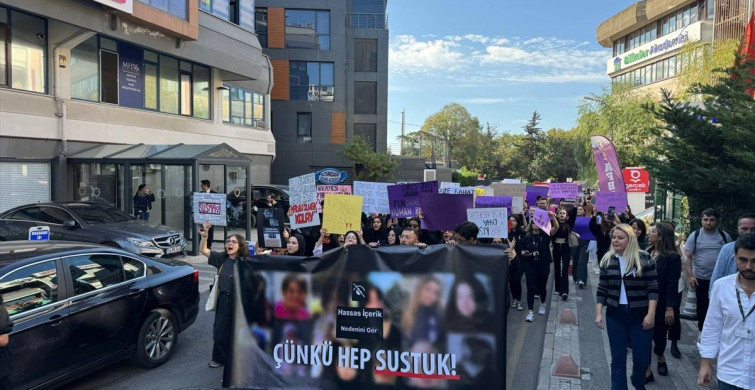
top-left (385, 0), bottom-right (637, 151)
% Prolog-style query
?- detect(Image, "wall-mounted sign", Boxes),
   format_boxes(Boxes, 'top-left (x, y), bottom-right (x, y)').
top-left (118, 42), bottom-right (144, 109)
top-left (606, 20), bottom-right (709, 74)
top-left (92, 0), bottom-right (133, 14)
top-left (315, 168), bottom-right (348, 185)
top-left (622, 167), bottom-right (650, 193)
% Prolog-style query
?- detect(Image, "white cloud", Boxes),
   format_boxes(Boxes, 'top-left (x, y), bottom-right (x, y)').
top-left (389, 35), bottom-right (465, 72)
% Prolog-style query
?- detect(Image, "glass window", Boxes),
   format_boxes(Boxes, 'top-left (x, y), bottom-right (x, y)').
top-left (285, 10), bottom-right (330, 50)
top-left (65, 254), bottom-right (125, 294)
top-left (290, 61), bottom-right (335, 101)
top-left (706, 0), bottom-right (714, 19)
top-left (71, 36), bottom-right (99, 101)
top-left (230, 87), bottom-right (244, 125)
top-left (676, 10), bottom-right (683, 30)
top-left (354, 123), bottom-right (377, 152)
top-left (1, 25), bottom-right (8, 86)
top-left (38, 207), bottom-right (73, 225)
top-left (320, 63), bottom-right (334, 101)
top-left (100, 50), bottom-right (119, 104)
top-left (244, 91), bottom-right (253, 126)
top-left (669, 14), bottom-right (676, 33)
top-left (255, 8), bottom-right (268, 47)
top-left (137, 0), bottom-right (187, 20)
top-left (690, 3), bottom-right (698, 23)
top-left (221, 88), bottom-right (230, 122)
top-left (355, 39), bottom-right (378, 72)
top-left (0, 260), bottom-right (59, 316)
top-left (122, 257), bottom-right (146, 280)
top-left (180, 73), bottom-right (191, 116)
top-left (297, 112), bottom-right (312, 143)
top-left (100, 37), bottom-right (117, 52)
top-left (193, 65), bottom-right (210, 119)
top-left (354, 82), bottom-right (376, 114)
top-left (8, 206), bottom-right (41, 221)
top-left (159, 55), bottom-right (179, 114)
top-left (253, 93), bottom-right (263, 122)
top-left (144, 63), bottom-right (158, 110)
top-left (10, 10), bottom-right (45, 93)
top-left (668, 57), bottom-right (677, 77)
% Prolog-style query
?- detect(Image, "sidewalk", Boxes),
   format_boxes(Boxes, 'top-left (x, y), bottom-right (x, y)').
top-left (537, 261), bottom-right (718, 390)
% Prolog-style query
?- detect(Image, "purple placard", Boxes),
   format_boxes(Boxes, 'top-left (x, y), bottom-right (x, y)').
top-left (595, 191), bottom-right (628, 213)
top-left (532, 208), bottom-right (552, 232)
top-left (118, 42), bottom-right (144, 109)
top-left (419, 193), bottom-right (474, 231)
top-left (387, 181), bottom-right (438, 218)
top-left (525, 186), bottom-right (549, 207)
top-left (573, 217), bottom-right (596, 241)
top-left (475, 196), bottom-right (512, 214)
top-left (548, 183), bottom-right (579, 199)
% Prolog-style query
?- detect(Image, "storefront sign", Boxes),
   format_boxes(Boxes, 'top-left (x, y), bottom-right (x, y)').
top-left (92, 0), bottom-right (133, 14)
top-left (315, 168), bottom-right (348, 185)
top-left (622, 167), bottom-right (650, 193)
top-left (118, 42), bottom-right (144, 109)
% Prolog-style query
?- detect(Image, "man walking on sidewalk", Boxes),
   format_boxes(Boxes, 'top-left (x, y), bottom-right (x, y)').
top-left (710, 213), bottom-right (755, 295)
top-left (684, 208), bottom-right (732, 331)
top-left (698, 233), bottom-right (755, 390)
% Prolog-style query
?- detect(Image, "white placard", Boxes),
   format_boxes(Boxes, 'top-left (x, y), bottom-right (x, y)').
top-left (466, 208), bottom-right (508, 239)
top-left (511, 196), bottom-right (525, 215)
top-left (439, 182), bottom-right (460, 189)
top-left (192, 192), bottom-right (227, 226)
top-left (353, 181), bottom-right (391, 214)
top-left (439, 186), bottom-right (476, 195)
top-left (288, 173), bottom-right (320, 228)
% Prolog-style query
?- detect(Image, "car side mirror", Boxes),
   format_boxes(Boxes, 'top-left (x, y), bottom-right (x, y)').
top-left (63, 220), bottom-right (78, 228)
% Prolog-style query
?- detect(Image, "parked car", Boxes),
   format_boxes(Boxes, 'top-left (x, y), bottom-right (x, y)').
top-left (0, 241), bottom-right (199, 390)
top-left (0, 202), bottom-right (186, 256)
top-left (226, 185), bottom-right (291, 225)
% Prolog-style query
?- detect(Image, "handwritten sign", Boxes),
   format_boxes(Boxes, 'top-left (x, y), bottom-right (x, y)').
top-left (289, 173), bottom-right (320, 228)
top-left (512, 196), bottom-right (525, 215)
top-left (596, 191), bottom-right (628, 213)
top-left (493, 183), bottom-right (526, 198)
top-left (419, 192), bottom-right (474, 231)
top-left (439, 182), bottom-right (460, 189)
top-left (192, 192), bottom-right (227, 226)
top-left (503, 178), bottom-right (521, 184)
top-left (475, 196), bottom-right (510, 208)
top-left (548, 183), bottom-right (579, 199)
top-left (532, 208), bottom-right (552, 233)
top-left (475, 186), bottom-right (492, 196)
top-left (322, 194), bottom-right (363, 235)
top-left (353, 181), bottom-right (390, 214)
top-left (467, 208), bottom-right (508, 239)
top-left (317, 184), bottom-right (352, 212)
top-left (439, 186), bottom-right (476, 195)
top-left (387, 181), bottom-right (438, 218)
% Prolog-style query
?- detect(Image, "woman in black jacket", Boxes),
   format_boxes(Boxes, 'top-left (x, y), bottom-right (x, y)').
top-left (508, 214), bottom-right (526, 311)
top-left (645, 221), bottom-right (681, 380)
top-left (518, 221), bottom-right (555, 323)
top-left (363, 215), bottom-right (388, 247)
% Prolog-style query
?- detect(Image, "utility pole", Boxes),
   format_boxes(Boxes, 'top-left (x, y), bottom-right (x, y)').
top-left (400, 108), bottom-right (405, 155)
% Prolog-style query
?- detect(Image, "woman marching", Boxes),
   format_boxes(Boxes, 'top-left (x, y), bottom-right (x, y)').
top-left (595, 224), bottom-right (658, 390)
top-left (508, 214), bottom-right (527, 311)
top-left (519, 218), bottom-right (557, 323)
top-left (198, 220), bottom-right (251, 368)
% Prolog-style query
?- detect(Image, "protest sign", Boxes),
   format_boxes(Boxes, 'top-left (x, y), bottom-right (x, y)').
top-left (257, 207), bottom-right (285, 248)
top-left (595, 191), bottom-right (628, 213)
top-left (439, 182), bottom-right (460, 189)
top-left (573, 217), bottom-right (596, 241)
top-left (419, 193), bottom-right (474, 231)
top-left (317, 185), bottom-right (352, 213)
top-left (475, 186), bottom-right (492, 196)
top-left (289, 173), bottom-right (320, 228)
top-left (387, 181), bottom-right (438, 218)
top-left (467, 208), bottom-right (508, 238)
top-left (192, 192), bottom-right (227, 226)
top-left (532, 208), bottom-right (552, 233)
top-left (439, 186), bottom-right (476, 195)
top-left (511, 196), bottom-right (525, 215)
top-left (548, 183), bottom-right (579, 199)
top-left (353, 181), bottom-right (390, 214)
top-left (475, 196), bottom-right (511, 209)
top-left (503, 178), bottom-right (521, 184)
top-left (322, 194), bottom-right (364, 235)
top-left (492, 183), bottom-right (526, 198)
top-left (525, 186), bottom-right (549, 207)
top-left (229, 245), bottom-right (509, 389)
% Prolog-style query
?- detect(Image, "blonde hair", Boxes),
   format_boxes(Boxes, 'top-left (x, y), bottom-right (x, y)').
top-left (599, 223), bottom-right (645, 276)
top-left (401, 276), bottom-right (442, 334)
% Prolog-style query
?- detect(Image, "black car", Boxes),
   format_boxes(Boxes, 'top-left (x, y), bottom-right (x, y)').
top-left (0, 202), bottom-right (186, 256)
top-left (226, 185), bottom-right (291, 226)
top-left (0, 241), bottom-right (199, 390)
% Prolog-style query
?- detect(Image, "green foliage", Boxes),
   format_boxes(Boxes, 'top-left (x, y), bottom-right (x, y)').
top-left (641, 50), bottom-right (755, 232)
top-left (676, 39), bottom-right (739, 97)
top-left (452, 166), bottom-right (480, 187)
top-left (338, 135), bottom-right (399, 182)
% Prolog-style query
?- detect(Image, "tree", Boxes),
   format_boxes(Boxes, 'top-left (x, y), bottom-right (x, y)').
top-left (417, 103), bottom-right (481, 165)
top-left (641, 50), bottom-right (755, 232)
top-left (504, 111), bottom-right (546, 181)
top-left (338, 135), bottom-right (399, 182)
top-left (676, 39), bottom-right (739, 97)
top-left (536, 128), bottom-right (581, 183)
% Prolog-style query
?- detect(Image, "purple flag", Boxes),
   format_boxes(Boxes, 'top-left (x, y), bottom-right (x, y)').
top-left (525, 186), bottom-right (549, 207)
top-left (419, 193), bottom-right (474, 231)
top-left (573, 217), bottom-right (596, 241)
top-left (387, 181), bottom-right (439, 218)
top-left (596, 191), bottom-right (628, 213)
top-left (591, 135), bottom-right (626, 193)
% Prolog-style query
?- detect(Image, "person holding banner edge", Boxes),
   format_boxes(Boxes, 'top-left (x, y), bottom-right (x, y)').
top-left (198, 220), bottom-right (251, 368)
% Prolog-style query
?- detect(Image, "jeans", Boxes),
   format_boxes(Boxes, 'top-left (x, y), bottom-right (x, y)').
top-left (572, 240), bottom-right (589, 284)
top-left (553, 242), bottom-right (571, 295)
top-left (522, 258), bottom-right (550, 310)
top-left (695, 278), bottom-right (711, 331)
top-left (719, 380), bottom-right (746, 390)
top-left (135, 209), bottom-right (150, 221)
top-left (606, 305), bottom-right (653, 390)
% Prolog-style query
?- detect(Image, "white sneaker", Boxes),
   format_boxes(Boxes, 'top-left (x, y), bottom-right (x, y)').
top-left (517, 302), bottom-right (524, 311)
top-left (538, 303), bottom-right (546, 315)
top-left (526, 312), bottom-right (535, 322)
top-left (512, 300), bottom-right (518, 308)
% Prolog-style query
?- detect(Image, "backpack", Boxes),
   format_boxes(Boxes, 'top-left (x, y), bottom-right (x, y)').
top-left (692, 228), bottom-right (729, 254)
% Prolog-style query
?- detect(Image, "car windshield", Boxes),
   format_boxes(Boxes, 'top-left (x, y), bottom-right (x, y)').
top-left (69, 204), bottom-right (135, 224)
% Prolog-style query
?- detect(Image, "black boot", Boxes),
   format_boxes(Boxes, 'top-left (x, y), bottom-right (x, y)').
top-left (670, 341), bottom-right (681, 359)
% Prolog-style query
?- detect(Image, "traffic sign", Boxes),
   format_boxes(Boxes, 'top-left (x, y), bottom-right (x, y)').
top-left (28, 226), bottom-right (51, 241)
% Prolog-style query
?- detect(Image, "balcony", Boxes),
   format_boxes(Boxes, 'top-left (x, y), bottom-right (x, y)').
top-left (348, 13), bottom-right (388, 29)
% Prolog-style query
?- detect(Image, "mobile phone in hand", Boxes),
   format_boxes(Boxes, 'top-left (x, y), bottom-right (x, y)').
top-left (606, 206), bottom-right (616, 221)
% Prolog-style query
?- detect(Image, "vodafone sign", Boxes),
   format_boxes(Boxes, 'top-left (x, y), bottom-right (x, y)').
top-left (622, 168), bottom-right (649, 193)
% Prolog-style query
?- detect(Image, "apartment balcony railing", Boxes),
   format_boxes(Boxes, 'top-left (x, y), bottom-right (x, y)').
top-left (348, 13), bottom-right (388, 29)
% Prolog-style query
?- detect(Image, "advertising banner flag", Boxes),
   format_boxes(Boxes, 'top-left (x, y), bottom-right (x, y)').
top-left (192, 192), bottom-right (227, 226)
top-left (289, 173), bottom-right (320, 228)
top-left (387, 181), bottom-right (439, 218)
top-left (573, 217), bottom-right (596, 241)
top-left (467, 208), bottom-right (508, 238)
top-left (228, 245), bottom-right (509, 389)
top-left (353, 181), bottom-right (391, 214)
top-left (590, 135), bottom-right (626, 193)
top-left (595, 191), bottom-right (628, 213)
top-left (419, 193), bottom-right (474, 231)
top-left (322, 194), bottom-right (364, 235)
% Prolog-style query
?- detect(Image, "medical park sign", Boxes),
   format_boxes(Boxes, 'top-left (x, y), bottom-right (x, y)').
top-left (606, 20), bottom-right (709, 75)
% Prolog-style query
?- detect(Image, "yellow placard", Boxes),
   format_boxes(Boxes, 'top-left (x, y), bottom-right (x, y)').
top-left (322, 194), bottom-right (364, 235)
top-left (474, 187), bottom-right (486, 196)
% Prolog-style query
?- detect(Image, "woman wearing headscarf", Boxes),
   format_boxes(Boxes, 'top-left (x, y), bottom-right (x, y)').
top-left (363, 215), bottom-right (388, 247)
top-left (286, 234), bottom-right (307, 256)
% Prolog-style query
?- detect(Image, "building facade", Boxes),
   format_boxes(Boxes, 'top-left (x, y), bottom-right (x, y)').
top-left (254, 0), bottom-right (389, 184)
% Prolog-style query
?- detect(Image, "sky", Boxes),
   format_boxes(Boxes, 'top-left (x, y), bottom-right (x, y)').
top-left (385, 0), bottom-right (638, 151)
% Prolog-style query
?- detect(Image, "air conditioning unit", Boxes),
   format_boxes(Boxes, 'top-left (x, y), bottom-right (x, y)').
top-left (423, 169), bottom-right (436, 182)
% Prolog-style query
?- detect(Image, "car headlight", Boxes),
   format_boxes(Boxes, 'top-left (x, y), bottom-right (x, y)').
top-left (127, 238), bottom-right (158, 248)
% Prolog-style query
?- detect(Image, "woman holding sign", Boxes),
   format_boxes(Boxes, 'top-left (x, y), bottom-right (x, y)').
top-left (519, 221), bottom-right (555, 322)
top-left (198, 221), bottom-right (251, 368)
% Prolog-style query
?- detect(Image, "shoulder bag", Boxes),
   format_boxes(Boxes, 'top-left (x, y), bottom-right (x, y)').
top-left (568, 231), bottom-right (580, 248)
top-left (205, 263), bottom-right (224, 312)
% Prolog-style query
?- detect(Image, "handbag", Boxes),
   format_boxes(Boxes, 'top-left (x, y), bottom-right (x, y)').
top-left (568, 232), bottom-right (580, 248)
top-left (205, 264), bottom-right (223, 312)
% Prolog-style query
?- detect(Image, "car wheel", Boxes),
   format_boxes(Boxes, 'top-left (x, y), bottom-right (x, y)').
top-left (130, 309), bottom-right (178, 368)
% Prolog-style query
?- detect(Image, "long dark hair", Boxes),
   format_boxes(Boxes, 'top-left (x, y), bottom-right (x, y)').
top-left (446, 276), bottom-right (491, 325)
top-left (227, 234), bottom-right (250, 258)
top-left (651, 221), bottom-right (678, 257)
top-left (630, 218), bottom-right (648, 244)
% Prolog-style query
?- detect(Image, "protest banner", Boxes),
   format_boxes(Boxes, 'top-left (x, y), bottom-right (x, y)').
top-left (322, 194), bottom-right (364, 235)
top-left (353, 181), bottom-right (391, 214)
top-left (595, 191), bottom-right (628, 213)
top-left (192, 192), bottom-right (227, 226)
top-left (548, 183), bottom-right (579, 199)
top-left (475, 196), bottom-right (511, 209)
top-left (525, 186), bottom-right (549, 207)
top-left (439, 186), bottom-right (476, 195)
top-left (257, 207), bottom-right (285, 248)
top-left (532, 208), bottom-right (552, 233)
top-left (467, 208), bottom-right (508, 238)
top-left (439, 182), bottom-right (460, 189)
top-left (573, 217), bottom-right (596, 241)
top-left (289, 173), bottom-right (320, 228)
top-left (492, 183), bottom-right (526, 198)
top-left (419, 193), bottom-right (474, 231)
top-left (387, 181), bottom-right (438, 218)
top-left (229, 245), bottom-right (509, 389)
top-left (317, 185), bottom-right (352, 213)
